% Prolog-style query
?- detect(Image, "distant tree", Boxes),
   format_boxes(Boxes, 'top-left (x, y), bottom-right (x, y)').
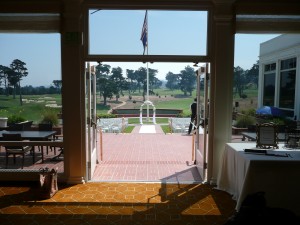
top-left (151, 76), bottom-right (162, 90)
top-left (246, 61), bottom-right (259, 88)
top-left (148, 68), bottom-right (159, 92)
top-left (135, 67), bottom-right (147, 100)
top-left (95, 63), bottom-right (110, 101)
top-left (233, 66), bottom-right (246, 98)
top-left (0, 65), bottom-right (12, 96)
top-left (126, 69), bottom-right (138, 94)
top-left (178, 66), bottom-right (196, 96)
top-left (134, 67), bottom-right (159, 101)
top-left (110, 67), bottom-right (126, 101)
top-left (165, 72), bottom-right (179, 91)
top-left (9, 59), bottom-right (28, 105)
top-left (21, 85), bottom-right (36, 95)
top-left (95, 63), bottom-right (117, 105)
top-left (53, 80), bottom-right (62, 93)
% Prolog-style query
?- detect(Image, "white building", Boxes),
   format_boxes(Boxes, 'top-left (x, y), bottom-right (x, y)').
top-left (258, 34), bottom-right (300, 119)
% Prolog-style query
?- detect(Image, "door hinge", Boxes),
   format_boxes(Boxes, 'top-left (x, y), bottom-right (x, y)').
top-left (204, 162), bottom-right (208, 169)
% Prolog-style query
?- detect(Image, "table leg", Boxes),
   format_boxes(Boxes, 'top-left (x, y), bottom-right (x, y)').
top-left (40, 146), bottom-right (44, 163)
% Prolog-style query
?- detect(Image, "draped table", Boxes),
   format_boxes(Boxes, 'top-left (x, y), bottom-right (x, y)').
top-left (216, 142), bottom-right (300, 215)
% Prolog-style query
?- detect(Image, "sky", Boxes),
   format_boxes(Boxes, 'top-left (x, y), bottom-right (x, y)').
top-left (0, 10), bottom-right (279, 87)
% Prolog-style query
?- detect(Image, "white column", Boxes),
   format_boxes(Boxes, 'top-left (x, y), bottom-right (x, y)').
top-left (61, 1), bottom-right (86, 184)
top-left (208, 3), bottom-right (235, 184)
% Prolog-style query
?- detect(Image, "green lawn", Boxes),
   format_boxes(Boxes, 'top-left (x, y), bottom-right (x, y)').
top-left (161, 125), bottom-right (171, 134)
top-left (0, 95), bottom-right (61, 124)
top-left (0, 87), bottom-right (258, 124)
top-left (128, 117), bottom-right (169, 124)
top-left (122, 125), bottom-right (135, 133)
top-left (154, 98), bottom-right (192, 115)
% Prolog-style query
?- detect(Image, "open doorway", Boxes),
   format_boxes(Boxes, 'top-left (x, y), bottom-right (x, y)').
top-left (85, 61), bottom-right (210, 183)
top-left (85, 8), bottom-right (210, 182)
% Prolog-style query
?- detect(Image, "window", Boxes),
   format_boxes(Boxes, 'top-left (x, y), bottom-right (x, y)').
top-left (263, 63), bottom-right (276, 106)
top-left (279, 58), bottom-right (296, 109)
top-left (88, 10), bottom-right (207, 56)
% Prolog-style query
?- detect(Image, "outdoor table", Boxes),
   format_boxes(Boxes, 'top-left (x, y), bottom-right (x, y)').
top-left (0, 130), bottom-right (57, 163)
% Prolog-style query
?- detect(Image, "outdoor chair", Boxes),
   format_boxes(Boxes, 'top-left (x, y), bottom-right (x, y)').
top-left (8, 123), bottom-right (25, 131)
top-left (2, 133), bottom-right (34, 169)
top-left (22, 120), bottom-right (33, 131)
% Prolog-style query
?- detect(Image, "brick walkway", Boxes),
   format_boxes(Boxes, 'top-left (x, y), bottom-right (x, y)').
top-left (93, 125), bottom-right (202, 183)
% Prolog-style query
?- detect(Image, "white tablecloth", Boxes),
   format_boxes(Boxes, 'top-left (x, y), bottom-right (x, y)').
top-left (216, 142), bottom-right (300, 215)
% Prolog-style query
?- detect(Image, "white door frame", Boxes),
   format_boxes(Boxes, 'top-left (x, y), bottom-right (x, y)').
top-left (195, 63), bottom-right (209, 182)
top-left (86, 62), bottom-right (98, 181)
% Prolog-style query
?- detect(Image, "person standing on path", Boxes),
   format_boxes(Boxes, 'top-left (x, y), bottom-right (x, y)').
top-left (188, 98), bottom-right (197, 135)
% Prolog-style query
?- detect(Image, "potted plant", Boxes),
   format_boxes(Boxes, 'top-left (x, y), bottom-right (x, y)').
top-left (41, 110), bottom-right (59, 126)
top-left (232, 115), bottom-right (256, 135)
top-left (40, 109), bottom-right (62, 135)
top-left (7, 115), bottom-right (26, 127)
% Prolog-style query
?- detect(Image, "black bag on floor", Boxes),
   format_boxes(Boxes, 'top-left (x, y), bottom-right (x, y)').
top-left (39, 167), bottom-right (58, 199)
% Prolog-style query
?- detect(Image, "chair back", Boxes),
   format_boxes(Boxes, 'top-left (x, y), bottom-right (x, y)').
top-left (23, 121), bottom-right (33, 130)
top-left (8, 123), bottom-right (24, 131)
top-left (38, 123), bottom-right (53, 131)
top-left (2, 133), bottom-right (23, 149)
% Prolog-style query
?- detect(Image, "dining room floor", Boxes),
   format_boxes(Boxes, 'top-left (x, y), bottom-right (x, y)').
top-left (0, 125), bottom-right (240, 224)
top-left (0, 181), bottom-right (236, 225)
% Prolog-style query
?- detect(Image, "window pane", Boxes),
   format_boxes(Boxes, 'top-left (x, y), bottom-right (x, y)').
top-left (279, 70), bottom-right (296, 108)
top-left (264, 63), bottom-right (276, 72)
top-left (263, 73), bottom-right (275, 106)
top-left (280, 58), bottom-right (296, 70)
top-left (270, 63), bottom-right (276, 71)
top-left (89, 10), bottom-right (207, 55)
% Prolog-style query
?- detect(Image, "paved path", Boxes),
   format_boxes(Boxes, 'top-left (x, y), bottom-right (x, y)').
top-left (93, 131), bottom-right (201, 183)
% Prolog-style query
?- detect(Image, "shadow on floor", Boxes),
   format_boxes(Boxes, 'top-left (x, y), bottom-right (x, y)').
top-left (0, 181), bottom-right (236, 225)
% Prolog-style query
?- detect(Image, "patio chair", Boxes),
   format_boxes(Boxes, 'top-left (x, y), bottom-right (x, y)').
top-left (2, 133), bottom-right (34, 169)
top-left (8, 123), bottom-right (25, 131)
top-left (22, 120), bottom-right (33, 131)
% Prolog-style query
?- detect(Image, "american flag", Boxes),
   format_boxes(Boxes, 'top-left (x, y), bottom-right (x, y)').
top-left (140, 10), bottom-right (148, 55)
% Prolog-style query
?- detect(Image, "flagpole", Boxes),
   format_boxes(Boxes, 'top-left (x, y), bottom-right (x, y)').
top-left (140, 10), bottom-right (153, 123)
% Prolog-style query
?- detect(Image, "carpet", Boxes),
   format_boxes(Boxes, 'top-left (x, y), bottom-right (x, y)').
top-left (139, 125), bottom-right (156, 133)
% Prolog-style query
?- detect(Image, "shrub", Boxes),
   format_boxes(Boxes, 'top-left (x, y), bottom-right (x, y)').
top-left (245, 108), bottom-right (256, 116)
top-left (7, 115), bottom-right (26, 124)
top-left (97, 113), bottom-right (116, 118)
top-left (41, 109), bottom-right (59, 126)
top-left (267, 118), bottom-right (285, 125)
top-left (241, 94), bottom-right (247, 99)
top-left (235, 115), bottom-right (255, 128)
top-left (177, 112), bottom-right (190, 118)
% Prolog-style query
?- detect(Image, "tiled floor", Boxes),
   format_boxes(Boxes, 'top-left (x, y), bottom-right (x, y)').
top-left (0, 181), bottom-right (236, 225)
top-left (0, 125), bottom-right (239, 224)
